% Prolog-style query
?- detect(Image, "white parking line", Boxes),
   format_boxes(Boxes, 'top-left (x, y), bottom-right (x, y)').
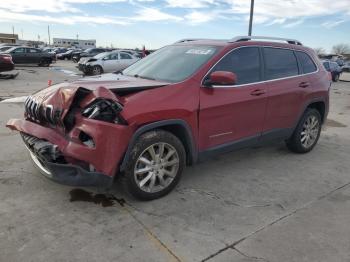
top-left (1, 96), bottom-right (27, 103)
top-left (49, 67), bottom-right (80, 76)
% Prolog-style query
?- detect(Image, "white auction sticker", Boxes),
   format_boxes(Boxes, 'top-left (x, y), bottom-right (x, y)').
top-left (185, 49), bottom-right (214, 55)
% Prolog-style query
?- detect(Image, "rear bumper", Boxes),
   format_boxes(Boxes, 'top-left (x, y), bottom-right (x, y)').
top-left (0, 63), bottom-right (14, 72)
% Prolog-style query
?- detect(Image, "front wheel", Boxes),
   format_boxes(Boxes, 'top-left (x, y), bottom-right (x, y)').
top-left (286, 108), bottom-right (322, 153)
top-left (92, 65), bottom-right (103, 75)
top-left (122, 130), bottom-right (186, 200)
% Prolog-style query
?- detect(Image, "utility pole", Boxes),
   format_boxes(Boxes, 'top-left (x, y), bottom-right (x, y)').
top-left (12, 26), bottom-right (15, 37)
top-left (248, 0), bottom-right (254, 36)
top-left (21, 29), bottom-right (23, 39)
top-left (48, 25), bottom-right (51, 46)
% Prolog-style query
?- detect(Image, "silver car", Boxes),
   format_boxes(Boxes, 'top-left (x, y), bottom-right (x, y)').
top-left (78, 51), bottom-right (139, 75)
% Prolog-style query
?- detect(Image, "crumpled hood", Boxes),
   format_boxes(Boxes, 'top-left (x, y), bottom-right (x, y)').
top-left (26, 73), bottom-right (170, 125)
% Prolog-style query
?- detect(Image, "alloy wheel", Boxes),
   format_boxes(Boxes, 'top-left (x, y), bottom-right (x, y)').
top-left (134, 142), bottom-right (179, 193)
top-left (301, 115), bottom-right (320, 148)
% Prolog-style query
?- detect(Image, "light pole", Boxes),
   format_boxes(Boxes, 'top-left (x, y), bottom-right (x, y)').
top-left (248, 0), bottom-right (254, 36)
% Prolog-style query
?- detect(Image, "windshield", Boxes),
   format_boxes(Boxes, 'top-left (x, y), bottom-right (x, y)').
top-left (123, 45), bottom-right (219, 82)
top-left (94, 52), bottom-right (110, 59)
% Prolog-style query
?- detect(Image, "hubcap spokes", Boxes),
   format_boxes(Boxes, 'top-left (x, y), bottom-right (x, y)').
top-left (301, 115), bottom-right (319, 148)
top-left (134, 143), bottom-right (179, 193)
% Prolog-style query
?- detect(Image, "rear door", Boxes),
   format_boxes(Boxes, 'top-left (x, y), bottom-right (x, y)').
top-left (27, 48), bottom-right (41, 63)
top-left (199, 46), bottom-right (268, 150)
top-left (119, 52), bottom-right (136, 69)
top-left (262, 47), bottom-right (307, 135)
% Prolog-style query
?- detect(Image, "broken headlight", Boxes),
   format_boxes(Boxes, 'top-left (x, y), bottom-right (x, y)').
top-left (82, 99), bottom-right (125, 124)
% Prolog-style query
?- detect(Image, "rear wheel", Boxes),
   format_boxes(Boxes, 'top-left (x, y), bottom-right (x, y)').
top-left (286, 108), bottom-right (322, 153)
top-left (332, 73), bottom-right (340, 82)
top-left (39, 59), bottom-right (51, 67)
top-left (122, 130), bottom-right (186, 200)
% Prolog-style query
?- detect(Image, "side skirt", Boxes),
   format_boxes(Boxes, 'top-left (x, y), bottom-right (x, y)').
top-left (198, 128), bottom-right (293, 161)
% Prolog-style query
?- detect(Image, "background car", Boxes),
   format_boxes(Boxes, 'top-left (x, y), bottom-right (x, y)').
top-left (78, 51), bottom-right (139, 75)
top-left (56, 49), bottom-right (82, 60)
top-left (0, 46), bottom-right (14, 52)
top-left (322, 60), bottom-right (342, 82)
top-left (0, 54), bottom-right (14, 72)
top-left (1, 46), bottom-right (55, 66)
top-left (342, 61), bottom-right (350, 73)
top-left (72, 48), bottom-right (110, 63)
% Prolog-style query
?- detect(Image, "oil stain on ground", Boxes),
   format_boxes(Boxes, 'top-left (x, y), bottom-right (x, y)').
top-left (325, 119), bottom-right (347, 128)
top-left (69, 188), bottom-right (125, 207)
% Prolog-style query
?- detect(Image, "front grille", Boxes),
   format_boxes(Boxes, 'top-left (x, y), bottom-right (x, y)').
top-left (24, 96), bottom-right (59, 125)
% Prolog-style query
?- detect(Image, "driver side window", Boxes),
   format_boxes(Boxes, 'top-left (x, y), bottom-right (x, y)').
top-left (212, 47), bottom-right (261, 85)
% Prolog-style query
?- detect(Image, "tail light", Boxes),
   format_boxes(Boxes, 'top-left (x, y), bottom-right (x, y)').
top-left (2, 55), bottom-right (12, 63)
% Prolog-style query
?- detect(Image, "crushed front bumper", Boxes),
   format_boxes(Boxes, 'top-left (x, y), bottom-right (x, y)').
top-left (7, 117), bottom-right (132, 188)
top-left (22, 133), bottom-right (113, 187)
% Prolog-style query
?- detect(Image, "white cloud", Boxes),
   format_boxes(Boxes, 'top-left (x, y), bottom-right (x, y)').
top-left (283, 19), bottom-right (304, 28)
top-left (0, 0), bottom-right (349, 27)
top-left (0, 9), bottom-right (129, 25)
top-left (166, 0), bottom-right (215, 8)
top-left (185, 11), bottom-right (217, 24)
top-left (133, 8), bottom-right (183, 22)
top-left (322, 19), bottom-right (346, 29)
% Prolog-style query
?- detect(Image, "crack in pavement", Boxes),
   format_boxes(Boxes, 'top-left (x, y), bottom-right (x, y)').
top-left (201, 181), bottom-right (350, 261)
top-left (120, 203), bottom-right (182, 262)
top-left (176, 187), bottom-right (284, 209)
top-left (232, 246), bottom-right (270, 262)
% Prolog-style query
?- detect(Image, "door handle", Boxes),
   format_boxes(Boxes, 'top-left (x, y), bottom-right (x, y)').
top-left (299, 82), bottom-right (310, 88)
top-left (250, 89), bottom-right (266, 96)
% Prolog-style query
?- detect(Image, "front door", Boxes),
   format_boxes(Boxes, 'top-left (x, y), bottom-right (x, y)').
top-left (199, 46), bottom-right (268, 151)
top-left (10, 47), bottom-right (27, 63)
top-left (102, 53), bottom-right (120, 72)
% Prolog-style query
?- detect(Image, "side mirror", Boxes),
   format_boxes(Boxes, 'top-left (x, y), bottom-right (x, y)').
top-left (205, 71), bottom-right (237, 86)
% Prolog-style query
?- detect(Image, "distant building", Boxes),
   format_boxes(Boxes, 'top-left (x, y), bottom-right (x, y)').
top-left (16, 39), bottom-right (45, 48)
top-left (0, 33), bottom-right (19, 44)
top-left (53, 38), bottom-right (96, 49)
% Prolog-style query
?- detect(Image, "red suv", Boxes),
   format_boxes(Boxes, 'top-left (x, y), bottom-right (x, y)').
top-left (7, 36), bottom-right (330, 200)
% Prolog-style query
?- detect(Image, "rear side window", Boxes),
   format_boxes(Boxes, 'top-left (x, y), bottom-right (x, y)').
top-left (212, 47), bottom-right (261, 85)
top-left (120, 53), bottom-right (132, 59)
top-left (296, 51), bottom-right (317, 74)
top-left (264, 48), bottom-right (298, 80)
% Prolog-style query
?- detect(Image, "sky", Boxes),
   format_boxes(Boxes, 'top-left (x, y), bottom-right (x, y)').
top-left (0, 0), bottom-right (349, 52)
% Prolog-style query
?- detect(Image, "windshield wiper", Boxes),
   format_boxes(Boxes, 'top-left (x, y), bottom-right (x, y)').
top-left (133, 74), bottom-right (156, 81)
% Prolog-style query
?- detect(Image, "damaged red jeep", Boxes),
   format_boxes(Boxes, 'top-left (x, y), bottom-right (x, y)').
top-left (7, 36), bottom-right (330, 200)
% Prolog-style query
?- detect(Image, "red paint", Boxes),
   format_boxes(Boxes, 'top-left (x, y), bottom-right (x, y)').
top-left (7, 40), bottom-right (330, 181)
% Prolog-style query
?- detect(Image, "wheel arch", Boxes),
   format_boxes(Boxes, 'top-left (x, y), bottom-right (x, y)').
top-left (306, 101), bottom-right (326, 123)
top-left (119, 119), bottom-right (197, 172)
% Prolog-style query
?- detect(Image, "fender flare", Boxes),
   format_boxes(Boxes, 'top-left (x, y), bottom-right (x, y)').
top-left (119, 119), bottom-right (198, 172)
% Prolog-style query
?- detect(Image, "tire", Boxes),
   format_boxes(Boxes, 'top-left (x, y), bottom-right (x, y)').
top-left (122, 130), bottom-right (186, 200)
top-left (39, 59), bottom-right (51, 67)
top-left (332, 73), bottom-right (340, 82)
top-left (286, 108), bottom-right (322, 153)
top-left (92, 65), bottom-right (103, 75)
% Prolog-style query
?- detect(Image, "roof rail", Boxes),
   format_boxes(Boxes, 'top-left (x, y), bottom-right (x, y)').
top-left (229, 36), bottom-right (303, 45)
top-left (174, 39), bottom-right (208, 44)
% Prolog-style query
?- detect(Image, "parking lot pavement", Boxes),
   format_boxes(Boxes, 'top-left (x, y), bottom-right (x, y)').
top-left (0, 61), bottom-right (81, 100)
top-left (1, 64), bottom-right (350, 262)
